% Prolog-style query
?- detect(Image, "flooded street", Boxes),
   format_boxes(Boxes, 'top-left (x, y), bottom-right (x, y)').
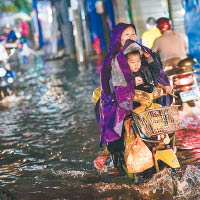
top-left (0, 56), bottom-right (199, 200)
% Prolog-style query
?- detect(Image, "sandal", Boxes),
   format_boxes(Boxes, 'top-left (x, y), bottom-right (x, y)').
top-left (94, 149), bottom-right (110, 170)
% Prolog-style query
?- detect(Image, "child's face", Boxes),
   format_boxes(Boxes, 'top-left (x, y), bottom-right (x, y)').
top-left (127, 53), bottom-right (141, 73)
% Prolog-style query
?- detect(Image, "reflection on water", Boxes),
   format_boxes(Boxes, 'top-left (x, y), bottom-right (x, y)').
top-left (177, 107), bottom-right (200, 164)
top-left (0, 56), bottom-right (199, 199)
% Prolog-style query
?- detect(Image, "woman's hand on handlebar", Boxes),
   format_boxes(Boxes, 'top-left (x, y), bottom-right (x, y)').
top-left (164, 85), bottom-right (173, 95)
top-left (157, 82), bottom-right (173, 95)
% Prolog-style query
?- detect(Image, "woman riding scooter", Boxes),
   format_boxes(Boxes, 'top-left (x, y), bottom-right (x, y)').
top-left (93, 23), bottom-right (173, 176)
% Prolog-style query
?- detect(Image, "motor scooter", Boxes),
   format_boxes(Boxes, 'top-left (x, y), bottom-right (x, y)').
top-left (0, 62), bottom-right (15, 100)
top-left (0, 43), bottom-right (16, 101)
top-left (121, 85), bottom-right (181, 179)
top-left (92, 85), bottom-right (181, 181)
top-left (164, 57), bottom-right (200, 107)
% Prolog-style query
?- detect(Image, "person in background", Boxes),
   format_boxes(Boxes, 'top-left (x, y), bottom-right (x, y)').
top-left (1, 25), bottom-right (18, 42)
top-left (152, 17), bottom-right (188, 70)
top-left (93, 23), bottom-right (172, 172)
top-left (18, 20), bottom-right (29, 39)
top-left (141, 17), bottom-right (161, 49)
top-left (0, 42), bottom-right (9, 69)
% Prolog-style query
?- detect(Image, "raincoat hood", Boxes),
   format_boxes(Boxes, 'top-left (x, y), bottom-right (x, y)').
top-left (109, 23), bottom-right (136, 54)
top-left (102, 23), bottom-right (136, 96)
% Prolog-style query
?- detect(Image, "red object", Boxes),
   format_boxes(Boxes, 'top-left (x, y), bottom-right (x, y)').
top-left (0, 35), bottom-right (7, 41)
top-left (19, 21), bottom-right (29, 37)
top-left (173, 73), bottom-right (194, 87)
top-left (92, 37), bottom-right (102, 55)
top-left (17, 43), bottom-right (22, 49)
top-left (95, 56), bottom-right (104, 74)
top-left (94, 151), bottom-right (110, 170)
top-left (176, 117), bottom-right (200, 162)
top-left (157, 17), bottom-right (171, 32)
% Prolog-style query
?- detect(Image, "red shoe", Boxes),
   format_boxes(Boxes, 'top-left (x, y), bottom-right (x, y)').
top-left (94, 150), bottom-right (110, 171)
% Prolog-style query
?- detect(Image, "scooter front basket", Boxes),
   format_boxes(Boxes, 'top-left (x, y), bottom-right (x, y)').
top-left (132, 105), bottom-right (181, 137)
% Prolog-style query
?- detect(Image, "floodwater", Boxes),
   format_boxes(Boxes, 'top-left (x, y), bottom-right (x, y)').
top-left (0, 55), bottom-right (199, 200)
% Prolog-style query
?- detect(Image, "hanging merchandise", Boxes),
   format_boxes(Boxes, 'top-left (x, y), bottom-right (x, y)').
top-left (70, 0), bottom-right (85, 63)
top-left (37, 0), bottom-right (53, 53)
top-left (183, 0), bottom-right (200, 62)
top-left (103, 0), bottom-right (115, 32)
top-left (32, 0), bottom-right (43, 48)
top-left (86, 0), bottom-right (106, 54)
top-left (54, 0), bottom-right (75, 57)
top-left (50, 0), bottom-right (58, 55)
top-left (86, 0), bottom-right (116, 54)
top-left (103, 0), bottom-right (116, 49)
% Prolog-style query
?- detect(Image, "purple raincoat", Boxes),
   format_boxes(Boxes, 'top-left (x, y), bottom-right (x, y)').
top-left (98, 23), bottom-right (171, 147)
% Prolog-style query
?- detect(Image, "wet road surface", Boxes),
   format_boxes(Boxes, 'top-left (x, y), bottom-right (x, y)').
top-left (0, 55), bottom-right (199, 200)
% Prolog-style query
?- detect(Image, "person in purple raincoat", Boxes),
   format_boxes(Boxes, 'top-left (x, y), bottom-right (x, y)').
top-left (94, 23), bottom-right (172, 170)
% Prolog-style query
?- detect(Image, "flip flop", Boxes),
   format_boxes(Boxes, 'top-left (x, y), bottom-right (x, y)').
top-left (94, 150), bottom-right (110, 170)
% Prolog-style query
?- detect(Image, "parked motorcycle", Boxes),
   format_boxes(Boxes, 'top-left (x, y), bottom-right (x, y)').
top-left (164, 57), bottom-right (200, 107)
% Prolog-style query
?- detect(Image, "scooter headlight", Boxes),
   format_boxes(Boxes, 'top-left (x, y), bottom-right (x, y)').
top-left (7, 77), bottom-right (13, 83)
top-left (0, 68), bottom-right (6, 77)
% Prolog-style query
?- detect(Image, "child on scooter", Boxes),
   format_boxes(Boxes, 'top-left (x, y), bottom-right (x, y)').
top-left (121, 44), bottom-right (148, 87)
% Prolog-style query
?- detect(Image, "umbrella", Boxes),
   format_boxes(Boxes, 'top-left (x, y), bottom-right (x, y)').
top-left (13, 13), bottom-right (31, 21)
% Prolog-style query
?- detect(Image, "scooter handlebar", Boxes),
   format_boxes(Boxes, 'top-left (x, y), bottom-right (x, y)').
top-left (157, 83), bottom-right (177, 99)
